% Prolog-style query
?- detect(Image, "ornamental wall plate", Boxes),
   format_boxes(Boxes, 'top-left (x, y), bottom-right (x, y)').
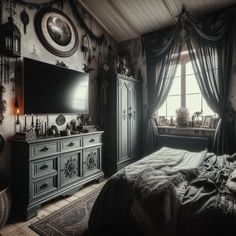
top-left (56, 114), bottom-right (66, 126)
top-left (35, 8), bottom-right (79, 57)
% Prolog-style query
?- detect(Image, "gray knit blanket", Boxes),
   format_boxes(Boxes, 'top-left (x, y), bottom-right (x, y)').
top-left (87, 147), bottom-right (206, 236)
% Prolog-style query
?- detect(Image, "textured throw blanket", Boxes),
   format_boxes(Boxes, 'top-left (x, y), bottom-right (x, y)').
top-left (179, 152), bottom-right (236, 236)
top-left (86, 147), bottom-right (206, 236)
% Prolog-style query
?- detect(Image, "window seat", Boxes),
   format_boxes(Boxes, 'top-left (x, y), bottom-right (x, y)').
top-left (156, 126), bottom-right (215, 152)
top-left (157, 126), bottom-right (215, 137)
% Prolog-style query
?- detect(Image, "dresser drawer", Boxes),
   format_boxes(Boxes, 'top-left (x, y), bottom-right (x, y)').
top-left (61, 138), bottom-right (82, 152)
top-left (83, 134), bottom-right (101, 148)
top-left (30, 142), bottom-right (59, 158)
top-left (32, 157), bottom-right (57, 178)
top-left (32, 176), bottom-right (57, 199)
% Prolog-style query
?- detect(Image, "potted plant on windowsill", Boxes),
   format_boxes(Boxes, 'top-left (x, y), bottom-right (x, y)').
top-left (176, 107), bottom-right (190, 127)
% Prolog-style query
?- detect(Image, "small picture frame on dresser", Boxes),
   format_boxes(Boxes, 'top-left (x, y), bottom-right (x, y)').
top-left (202, 115), bottom-right (213, 128)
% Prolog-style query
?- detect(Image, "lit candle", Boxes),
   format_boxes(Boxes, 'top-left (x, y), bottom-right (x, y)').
top-left (16, 108), bottom-right (19, 124)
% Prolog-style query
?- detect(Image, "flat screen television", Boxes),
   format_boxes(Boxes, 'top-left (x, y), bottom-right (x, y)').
top-left (23, 58), bottom-right (89, 114)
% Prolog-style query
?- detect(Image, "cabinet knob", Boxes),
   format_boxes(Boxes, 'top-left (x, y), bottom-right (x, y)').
top-left (40, 146), bottom-right (49, 152)
top-left (68, 142), bottom-right (75, 147)
top-left (89, 138), bottom-right (95, 143)
top-left (133, 110), bottom-right (136, 120)
top-left (39, 164), bottom-right (48, 170)
top-left (39, 183), bottom-right (48, 190)
top-left (122, 110), bottom-right (127, 120)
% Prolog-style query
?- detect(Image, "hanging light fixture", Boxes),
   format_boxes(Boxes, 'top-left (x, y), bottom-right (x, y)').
top-left (0, 0), bottom-right (21, 57)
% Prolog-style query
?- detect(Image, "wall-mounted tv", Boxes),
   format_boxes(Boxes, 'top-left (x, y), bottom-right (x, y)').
top-left (23, 58), bottom-right (89, 114)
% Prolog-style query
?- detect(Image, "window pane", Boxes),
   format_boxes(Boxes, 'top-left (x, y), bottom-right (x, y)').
top-left (175, 64), bottom-right (181, 77)
top-left (186, 74), bottom-right (201, 94)
top-left (167, 95), bottom-right (181, 118)
top-left (169, 76), bottom-right (181, 95)
top-left (186, 61), bottom-right (194, 75)
top-left (186, 94), bottom-right (201, 117)
top-left (158, 101), bottom-right (166, 117)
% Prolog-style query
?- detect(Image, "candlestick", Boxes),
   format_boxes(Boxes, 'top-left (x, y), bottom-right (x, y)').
top-left (31, 114), bottom-right (34, 127)
top-left (44, 122), bottom-right (47, 136)
top-left (16, 108), bottom-right (20, 124)
top-left (46, 115), bottom-right (49, 128)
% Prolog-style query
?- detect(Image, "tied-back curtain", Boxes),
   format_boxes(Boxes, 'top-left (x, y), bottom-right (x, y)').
top-left (143, 7), bottom-right (235, 155)
top-left (186, 9), bottom-right (235, 154)
top-left (143, 19), bottom-right (183, 154)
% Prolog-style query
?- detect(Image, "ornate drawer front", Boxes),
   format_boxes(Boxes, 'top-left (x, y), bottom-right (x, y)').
top-left (83, 147), bottom-right (101, 176)
top-left (30, 142), bottom-right (58, 158)
top-left (60, 151), bottom-right (82, 186)
top-left (33, 176), bottom-right (57, 198)
top-left (61, 138), bottom-right (82, 152)
top-left (83, 134), bottom-right (101, 148)
top-left (32, 157), bottom-right (57, 178)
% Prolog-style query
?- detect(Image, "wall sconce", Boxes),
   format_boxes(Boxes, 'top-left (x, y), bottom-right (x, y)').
top-left (0, 0), bottom-right (21, 58)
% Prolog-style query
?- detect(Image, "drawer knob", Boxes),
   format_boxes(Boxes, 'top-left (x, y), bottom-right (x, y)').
top-left (89, 138), bottom-right (95, 143)
top-left (68, 142), bottom-right (75, 147)
top-left (40, 146), bottom-right (49, 152)
top-left (39, 164), bottom-right (48, 170)
top-left (39, 183), bottom-right (48, 190)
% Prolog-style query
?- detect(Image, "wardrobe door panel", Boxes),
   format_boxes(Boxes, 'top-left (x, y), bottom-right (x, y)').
top-left (130, 82), bottom-right (141, 159)
top-left (118, 79), bottom-right (130, 163)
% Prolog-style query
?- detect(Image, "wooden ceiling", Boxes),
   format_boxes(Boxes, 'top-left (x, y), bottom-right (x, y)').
top-left (78, 0), bottom-right (236, 42)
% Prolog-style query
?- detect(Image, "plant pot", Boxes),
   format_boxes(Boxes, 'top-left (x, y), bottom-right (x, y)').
top-left (0, 180), bottom-right (11, 229)
top-left (176, 117), bottom-right (188, 127)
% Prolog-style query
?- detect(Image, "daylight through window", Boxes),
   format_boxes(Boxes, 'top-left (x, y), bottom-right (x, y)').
top-left (157, 51), bottom-right (216, 125)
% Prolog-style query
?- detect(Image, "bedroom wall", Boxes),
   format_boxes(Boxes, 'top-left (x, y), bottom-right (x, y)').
top-left (0, 1), bottom-right (117, 180)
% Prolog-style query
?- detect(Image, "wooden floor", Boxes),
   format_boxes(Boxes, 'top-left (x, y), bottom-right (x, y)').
top-left (0, 181), bottom-right (105, 236)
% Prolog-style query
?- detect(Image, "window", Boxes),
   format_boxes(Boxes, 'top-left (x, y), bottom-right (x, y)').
top-left (158, 52), bottom-right (216, 121)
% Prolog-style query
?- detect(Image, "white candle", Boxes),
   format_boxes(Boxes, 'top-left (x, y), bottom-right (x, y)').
top-left (24, 114), bottom-right (27, 129)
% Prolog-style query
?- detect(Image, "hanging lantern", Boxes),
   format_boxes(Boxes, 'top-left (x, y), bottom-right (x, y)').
top-left (0, 16), bottom-right (21, 57)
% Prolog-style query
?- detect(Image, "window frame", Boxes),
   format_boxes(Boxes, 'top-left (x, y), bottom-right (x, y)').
top-left (157, 52), bottom-right (214, 119)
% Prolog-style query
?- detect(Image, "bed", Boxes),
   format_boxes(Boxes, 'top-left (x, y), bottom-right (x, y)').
top-left (85, 147), bottom-right (236, 236)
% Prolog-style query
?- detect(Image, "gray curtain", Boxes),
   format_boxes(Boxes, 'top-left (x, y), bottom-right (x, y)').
top-left (186, 8), bottom-right (235, 154)
top-left (143, 7), bottom-right (235, 155)
top-left (143, 17), bottom-right (184, 154)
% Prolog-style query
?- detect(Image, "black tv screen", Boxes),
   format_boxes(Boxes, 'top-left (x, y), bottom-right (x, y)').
top-left (23, 58), bottom-right (89, 114)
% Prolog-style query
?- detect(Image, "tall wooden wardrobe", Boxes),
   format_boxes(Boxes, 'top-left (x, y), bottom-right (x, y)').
top-left (103, 74), bottom-right (142, 176)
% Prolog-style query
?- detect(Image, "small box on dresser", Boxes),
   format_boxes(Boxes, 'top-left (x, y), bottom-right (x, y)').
top-left (11, 131), bottom-right (104, 220)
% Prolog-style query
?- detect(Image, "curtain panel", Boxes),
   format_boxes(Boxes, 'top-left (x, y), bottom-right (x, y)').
top-left (143, 18), bottom-right (183, 154)
top-left (143, 7), bottom-right (235, 155)
top-left (186, 8), bottom-right (235, 155)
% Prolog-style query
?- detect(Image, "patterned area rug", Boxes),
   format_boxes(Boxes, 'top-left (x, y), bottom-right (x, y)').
top-left (30, 185), bottom-right (103, 236)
